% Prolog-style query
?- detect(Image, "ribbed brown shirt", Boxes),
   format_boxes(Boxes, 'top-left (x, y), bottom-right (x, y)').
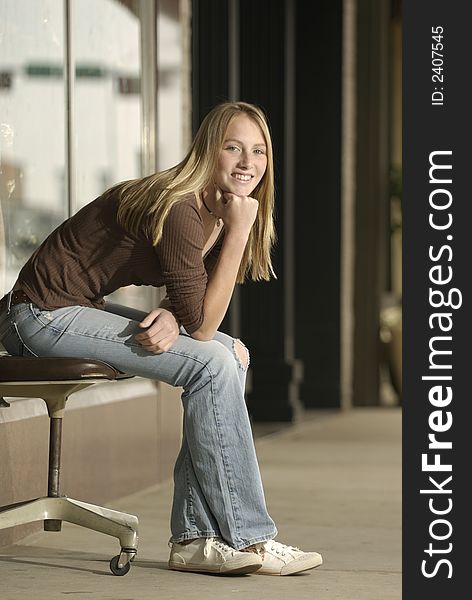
top-left (18, 190), bottom-right (224, 334)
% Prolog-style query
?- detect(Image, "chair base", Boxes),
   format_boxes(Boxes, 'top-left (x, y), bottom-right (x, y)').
top-left (0, 496), bottom-right (139, 574)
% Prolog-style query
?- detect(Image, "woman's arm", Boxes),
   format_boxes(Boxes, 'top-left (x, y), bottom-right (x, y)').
top-left (135, 227), bottom-right (248, 350)
top-left (134, 307), bottom-right (180, 353)
top-left (139, 191), bottom-right (257, 348)
top-left (158, 296), bottom-right (174, 312)
top-left (191, 192), bottom-right (258, 341)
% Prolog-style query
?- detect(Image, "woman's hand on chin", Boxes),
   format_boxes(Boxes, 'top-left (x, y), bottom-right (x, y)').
top-left (214, 186), bottom-right (258, 234)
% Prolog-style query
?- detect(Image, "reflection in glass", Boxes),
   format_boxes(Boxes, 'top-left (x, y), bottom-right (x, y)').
top-left (157, 0), bottom-right (186, 171)
top-left (73, 0), bottom-right (142, 210)
top-left (0, 0), bottom-right (66, 293)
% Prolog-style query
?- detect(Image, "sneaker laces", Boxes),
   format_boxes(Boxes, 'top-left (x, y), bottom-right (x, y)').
top-left (256, 540), bottom-right (301, 557)
top-left (204, 537), bottom-right (236, 558)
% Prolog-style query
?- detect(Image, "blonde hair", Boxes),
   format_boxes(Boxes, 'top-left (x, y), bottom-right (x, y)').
top-left (115, 101), bottom-right (276, 282)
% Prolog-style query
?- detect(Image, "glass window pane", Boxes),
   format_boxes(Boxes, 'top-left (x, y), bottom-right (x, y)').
top-left (157, 0), bottom-right (187, 170)
top-left (0, 0), bottom-right (66, 294)
top-left (73, 0), bottom-right (142, 209)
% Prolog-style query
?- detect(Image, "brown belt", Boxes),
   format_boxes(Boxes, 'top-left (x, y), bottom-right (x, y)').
top-left (0, 289), bottom-right (33, 313)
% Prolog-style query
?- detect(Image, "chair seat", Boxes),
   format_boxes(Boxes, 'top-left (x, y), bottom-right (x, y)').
top-left (0, 356), bottom-right (132, 382)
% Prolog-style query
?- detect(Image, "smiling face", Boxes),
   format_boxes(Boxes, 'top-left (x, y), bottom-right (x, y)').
top-left (213, 113), bottom-right (268, 196)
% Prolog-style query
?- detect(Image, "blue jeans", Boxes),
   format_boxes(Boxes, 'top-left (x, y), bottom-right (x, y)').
top-left (0, 294), bottom-right (277, 549)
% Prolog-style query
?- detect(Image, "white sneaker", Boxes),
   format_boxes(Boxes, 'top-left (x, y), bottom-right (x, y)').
top-left (253, 540), bottom-right (323, 575)
top-left (168, 537), bottom-right (263, 574)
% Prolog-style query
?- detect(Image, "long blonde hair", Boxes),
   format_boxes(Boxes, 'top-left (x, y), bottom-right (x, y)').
top-left (115, 101), bottom-right (276, 282)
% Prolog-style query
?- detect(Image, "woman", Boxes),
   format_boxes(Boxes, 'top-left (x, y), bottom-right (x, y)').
top-left (0, 101), bottom-right (322, 576)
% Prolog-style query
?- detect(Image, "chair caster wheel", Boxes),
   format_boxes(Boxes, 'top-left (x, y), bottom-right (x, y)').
top-left (110, 554), bottom-right (131, 576)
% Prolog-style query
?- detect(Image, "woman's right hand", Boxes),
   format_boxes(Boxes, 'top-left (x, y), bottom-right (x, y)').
top-left (214, 187), bottom-right (259, 234)
top-left (135, 308), bottom-right (180, 353)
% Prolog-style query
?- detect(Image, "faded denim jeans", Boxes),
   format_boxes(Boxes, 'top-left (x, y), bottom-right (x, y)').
top-left (0, 293), bottom-right (277, 549)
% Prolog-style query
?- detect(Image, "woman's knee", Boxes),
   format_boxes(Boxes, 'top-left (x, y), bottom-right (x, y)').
top-left (181, 341), bottom-right (236, 388)
top-left (233, 338), bottom-right (250, 371)
top-left (211, 331), bottom-right (250, 371)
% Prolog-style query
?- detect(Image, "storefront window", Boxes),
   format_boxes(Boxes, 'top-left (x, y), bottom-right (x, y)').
top-left (0, 0), bottom-right (66, 293)
top-left (0, 0), bottom-right (191, 311)
top-left (157, 0), bottom-right (187, 170)
top-left (73, 0), bottom-right (142, 209)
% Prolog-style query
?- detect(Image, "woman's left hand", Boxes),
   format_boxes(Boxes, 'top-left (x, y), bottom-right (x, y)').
top-left (135, 308), bottom-right (180, 353)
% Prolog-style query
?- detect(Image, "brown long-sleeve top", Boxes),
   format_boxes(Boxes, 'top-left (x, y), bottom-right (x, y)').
top-left (17, 190), bottom-right (224, 334)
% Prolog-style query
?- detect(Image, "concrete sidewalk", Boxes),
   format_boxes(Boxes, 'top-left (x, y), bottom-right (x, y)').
top-left (0, 407), bottom-right (401, 600)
